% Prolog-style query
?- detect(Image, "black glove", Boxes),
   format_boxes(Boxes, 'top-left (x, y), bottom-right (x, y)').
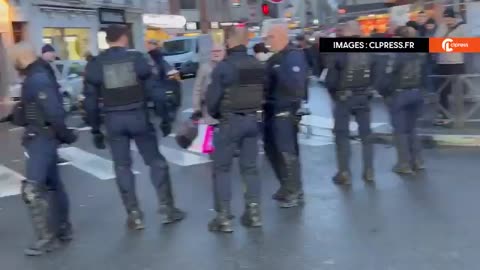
top-left (190, 111), bottom-right (202, 121)
top-left (61, 129), bottom-right (78, 145)
top-left (160, 122), bottom-right (172, 137)
top-left (92, 131), bottom-right (106, 149)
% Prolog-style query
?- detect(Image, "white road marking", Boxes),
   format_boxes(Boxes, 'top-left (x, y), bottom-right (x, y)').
top-left (0, 165), bottom-right (25, 198)
top-left (130, 144), bottom-right (211, 167)
top-left (73, 126), bottom-right (92, 131)
top-left (58, 147), bottom-right (139, 180)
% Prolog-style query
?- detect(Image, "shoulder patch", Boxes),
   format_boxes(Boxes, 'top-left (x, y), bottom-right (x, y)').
top-left (292, 66), bottom-right (300, 72)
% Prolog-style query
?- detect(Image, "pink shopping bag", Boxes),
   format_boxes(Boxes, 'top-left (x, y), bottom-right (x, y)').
top-left (202, 125), bottom-right (215, 153)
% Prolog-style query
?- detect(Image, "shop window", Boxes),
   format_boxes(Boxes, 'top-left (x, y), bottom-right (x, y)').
top-left (42, 28), bottom-right (90, 60)
top-left (12, 22), bottom-right (26, 43)
top-left (180, 0), bottom-right (196, 9)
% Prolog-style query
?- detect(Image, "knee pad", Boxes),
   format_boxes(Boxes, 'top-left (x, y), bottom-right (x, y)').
top-left (21, 180), bottom-right (45, 205)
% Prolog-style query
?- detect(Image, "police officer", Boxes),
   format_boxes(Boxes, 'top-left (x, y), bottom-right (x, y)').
top-left (326, 21), bottom-right (375, 185)
top-left (264, 22), bottom-right (308, 208)
top-left (206, 27), bottom-right (264, 233)
top-left (83, 25), bottom-right (185, 230)
top-left (379, 26), bottom-right (425, 174)
top-left (11, 42), bottom-right (77, 256)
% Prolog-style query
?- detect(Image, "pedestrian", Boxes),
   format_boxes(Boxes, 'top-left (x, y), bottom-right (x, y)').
top-left (379, 26), bottom-right (426, 174)
top-left (191, 44), bottom-right (225, 125)
top-left (264, 21), bottom-right (307, 208)
top-left (205, 27), bottom-right (265, 233)
top-left (83, 24), bottom-right (185, 230)
top-left (326, 21), bottom-right (375, 185)
top-left (252, 42), bottom-right (273, 62)
top-left (433, 7), bottom-right (466, 125)
top-left (10, 42), bottom-right (77, 256)
top-left (145, 39), bottom-right (167, 80)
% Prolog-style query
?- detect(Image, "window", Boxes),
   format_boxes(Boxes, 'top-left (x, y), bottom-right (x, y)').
top-left (68, 62), bottom-right (86, 77)
top-left (162, 39), bottom-right (194, 56)
top-left (180, 0), bottom-right (196, 9)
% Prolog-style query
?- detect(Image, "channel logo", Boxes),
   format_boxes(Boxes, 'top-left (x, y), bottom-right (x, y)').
top-left (441, 38), bottom-right (454, 52)
top-left (430, 38), bottom-right (475, 53)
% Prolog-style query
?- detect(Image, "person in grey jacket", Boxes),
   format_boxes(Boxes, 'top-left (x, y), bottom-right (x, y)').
top-left (434, 8), bottom-right (467, 124)
top-left (191, 44), bottom-right (225, 125)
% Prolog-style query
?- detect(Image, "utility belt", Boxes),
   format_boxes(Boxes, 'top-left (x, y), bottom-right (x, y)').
top-left (336, 89), bottom-right (372, 101)
top-left (222, 110), bottom-right (263, 123)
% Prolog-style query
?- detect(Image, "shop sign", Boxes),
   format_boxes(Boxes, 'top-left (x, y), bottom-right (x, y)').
top-left (210, 22), bottom-right (220, 29)
top-left (185, 22), bottom-right (199, 31)
top-left (143, 14), bottom-right (186, 29)
top-left (99, 8), bottom-right (126, 24)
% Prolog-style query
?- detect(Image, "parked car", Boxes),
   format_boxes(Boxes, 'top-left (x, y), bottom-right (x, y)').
top-left (50, 60), bottom-right (87, 113)
top-left (162, 36), bottom-right (200, 78)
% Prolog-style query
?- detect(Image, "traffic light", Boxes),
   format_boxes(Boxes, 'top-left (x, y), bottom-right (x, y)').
top-left (261, 2), bottom-right (279, 18)
top-left (262, 3), bottom-right (270, 16)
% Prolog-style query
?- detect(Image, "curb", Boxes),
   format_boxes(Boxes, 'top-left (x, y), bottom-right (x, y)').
top-left (373, 132), bottom-right (480, 147)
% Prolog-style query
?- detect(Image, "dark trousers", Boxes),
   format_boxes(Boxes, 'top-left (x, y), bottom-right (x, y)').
top-left (211, 114), bottom-right (260, 206)
top-left (264, 111), bottom-right (302, 193)
top-left (333, 94), bottom-right (373, 172)
top-left (388, 89), bottom-right (424, 163)
top-left (23, 133), bottom-right (69, 229)
top-left (437, 63), bottom-right (465, 115)
top-left (104, 109), bottom-right (172, 212)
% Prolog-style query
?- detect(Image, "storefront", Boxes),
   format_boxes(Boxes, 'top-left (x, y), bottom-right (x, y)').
top-left (143, 14), bottom-right (186, 42)
top-left (0, 0), bottom-right (12, 99)
top-left (27, 4), bottom-right (98, 60)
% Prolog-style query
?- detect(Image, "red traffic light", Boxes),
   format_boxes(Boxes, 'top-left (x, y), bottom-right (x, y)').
top-left (262, 4), bottom-right (270, 15)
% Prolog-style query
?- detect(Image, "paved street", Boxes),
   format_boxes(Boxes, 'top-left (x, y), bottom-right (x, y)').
top-left (1, 79), bottom-right (480, 269)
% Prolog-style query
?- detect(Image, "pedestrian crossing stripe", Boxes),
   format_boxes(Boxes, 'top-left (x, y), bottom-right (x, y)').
top-left (0, 165), bottom-right (24, 198)
top-left (58, 147), bottom-right (140, 181)
top-left (130, 144), bottom-right (211, 167)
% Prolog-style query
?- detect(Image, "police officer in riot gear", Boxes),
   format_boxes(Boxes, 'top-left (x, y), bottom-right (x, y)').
top-left (83, 25), bottom-right (185, 230)
top-left (11, 42), bottom-right (77, 256)
top-left (379, 26), bottom-right (425, 174)
top-left (326, 21), bottom-right (375, 185)
top-left (264, 22), bottom-right (308, 208)
top-left (206, 27), bottom-right (264, 233)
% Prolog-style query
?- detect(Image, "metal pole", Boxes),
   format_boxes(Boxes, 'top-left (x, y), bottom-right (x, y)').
top-left (168, 0), bottom-right (180, 14)
top-left (199, 0), bottom-right (209, 34)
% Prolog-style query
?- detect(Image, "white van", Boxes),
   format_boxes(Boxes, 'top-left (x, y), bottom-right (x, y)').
top-left (162, 36), bottom-right (200, 78)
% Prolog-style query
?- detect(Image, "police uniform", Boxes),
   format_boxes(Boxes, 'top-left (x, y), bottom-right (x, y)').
top-left (326, 52), bottom-right (375, 184)
top-left (379, 53), bottom-right (425, 174)
top-left (264, 44), bottom-right (308, 208)
top-left (206, 45), bottom-right (264, 232)
top-left (20, 59), bottom-right (77, 256)
top-left (83, 46), bottom-right (184, 230)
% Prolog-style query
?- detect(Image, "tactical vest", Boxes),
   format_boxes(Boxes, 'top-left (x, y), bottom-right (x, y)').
top-left (99, 54), bottom-right (144, 108)
top-left (338, 53), bottom-right (371, 90)
top-left (220, 57), bottom-right (265, 114)
top-left (394, 53), bottom-right (423, 89)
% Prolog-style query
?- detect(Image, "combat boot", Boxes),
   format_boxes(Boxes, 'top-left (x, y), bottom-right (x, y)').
top-left (332, 171), bottom-right (352, 185)
top-left (208, 203), bottom-right (234, 233)
top-left (393, 134), bottom-right (414, 175)
top-left (333, 136), bottom-right (352, 185)
top-left (57, 222), bottom-right (73, 242)
top-left (362, 168), bottom-right (375, 183)
top-left (22, 181), bottom-right (60, 256)
top-left (278, 153), bottom-right (304, 208)
top-left (127, 209), bottom-right (145, 230)
top-left (410, 134), bottom-right (425, 171)
top-left (156, 179), bottom-right (185, 224)
top-left (361, 136), bottom-right (375, 182)
top-left (241, 203), bottom-right (262, 228)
